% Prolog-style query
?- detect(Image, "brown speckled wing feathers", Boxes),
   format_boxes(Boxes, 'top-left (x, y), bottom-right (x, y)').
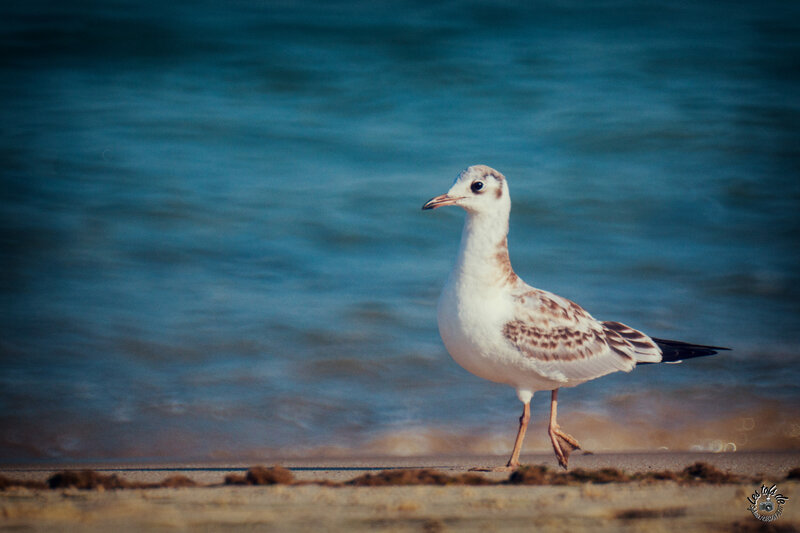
top-left (502, 288), bottom-right (659, 383)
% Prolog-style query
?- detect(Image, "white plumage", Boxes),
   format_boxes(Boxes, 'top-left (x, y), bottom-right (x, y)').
top-left (423, 164), bottom-right (718, 470)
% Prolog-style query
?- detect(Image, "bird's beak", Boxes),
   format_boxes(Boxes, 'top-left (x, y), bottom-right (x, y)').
top-left (422, 194), bottom-right (461, 210)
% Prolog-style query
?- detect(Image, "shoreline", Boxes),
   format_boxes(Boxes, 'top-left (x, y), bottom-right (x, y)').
top-left (3, 450), bottom-right (798, 484)
top-left (2, 452), bottom-right (798, 532)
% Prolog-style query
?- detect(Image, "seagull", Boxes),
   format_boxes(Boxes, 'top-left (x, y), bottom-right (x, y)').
top-left (422, 165), bottom-right (728, 471)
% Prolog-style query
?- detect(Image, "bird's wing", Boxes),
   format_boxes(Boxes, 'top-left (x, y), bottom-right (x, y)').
top-left (502, 288), bottom-right (661, 383)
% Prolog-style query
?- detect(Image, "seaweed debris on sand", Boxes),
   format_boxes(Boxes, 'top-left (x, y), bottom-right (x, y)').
top-left (1, 462), bottom-right (794, 491)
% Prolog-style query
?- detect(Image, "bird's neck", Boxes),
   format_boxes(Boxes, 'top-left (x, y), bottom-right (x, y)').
top-left (453, 212), bottom-right (518, 289)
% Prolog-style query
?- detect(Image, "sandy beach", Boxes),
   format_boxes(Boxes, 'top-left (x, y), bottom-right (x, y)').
top-left (2, 452), bottom-right (798, 532)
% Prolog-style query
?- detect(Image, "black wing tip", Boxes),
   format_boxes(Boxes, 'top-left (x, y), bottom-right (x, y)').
top-left (651, 338), bottom-right (730, 363)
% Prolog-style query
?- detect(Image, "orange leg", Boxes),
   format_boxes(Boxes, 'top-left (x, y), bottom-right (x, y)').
top-left (548, 389), bottom-right (581, 469)
top-left (506, 400), bottom-right (531, 468)
top-left (469, 400), bottom-right (531, 472)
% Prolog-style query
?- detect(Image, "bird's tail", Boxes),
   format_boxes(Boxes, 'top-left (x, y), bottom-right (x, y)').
top-left (651, 338), bottom-right (730, 363)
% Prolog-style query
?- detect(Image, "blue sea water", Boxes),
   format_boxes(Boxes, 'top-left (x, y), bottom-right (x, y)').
top-left (1, 0), bottom-right (799, 462)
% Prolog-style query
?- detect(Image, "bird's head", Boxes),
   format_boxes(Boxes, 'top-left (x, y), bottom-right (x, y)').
top-left (422, 165), bottom-right (510, 217)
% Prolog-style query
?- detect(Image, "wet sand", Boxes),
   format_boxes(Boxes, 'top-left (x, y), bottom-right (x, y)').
top-left (2, 452), bottom-right (799, 532)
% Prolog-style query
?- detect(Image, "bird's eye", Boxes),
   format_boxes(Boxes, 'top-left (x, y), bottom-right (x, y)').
top-left (471, 181), bottom-right (484, 193)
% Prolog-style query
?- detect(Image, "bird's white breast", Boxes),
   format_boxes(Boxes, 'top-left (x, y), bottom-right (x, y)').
top-left (436, 272), bottom-right (563, 392)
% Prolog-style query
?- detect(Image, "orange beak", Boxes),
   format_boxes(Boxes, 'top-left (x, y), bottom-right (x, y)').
top-left (422, 194), bottom-right (462, 210)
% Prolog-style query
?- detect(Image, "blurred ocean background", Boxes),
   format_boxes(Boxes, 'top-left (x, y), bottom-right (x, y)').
top-left (1, 0), bottom-right (799, 463)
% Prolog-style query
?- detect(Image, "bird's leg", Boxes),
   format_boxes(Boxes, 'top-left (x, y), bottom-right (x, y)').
top-left (506, 400), bottom-right (531, 468)
top-left (469, 400), bottom-right (530, 472)
top-left (548, 389), bottom-right (581, 469)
